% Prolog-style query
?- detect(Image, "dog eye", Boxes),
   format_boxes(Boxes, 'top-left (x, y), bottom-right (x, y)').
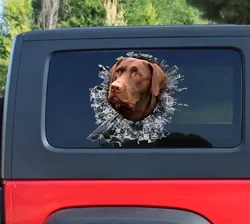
top-left (134, 73), bottom-right (141, 78)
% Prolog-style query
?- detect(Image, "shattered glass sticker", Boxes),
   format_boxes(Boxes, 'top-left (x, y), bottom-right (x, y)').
top-left (87, 52), bottom-right (188, 146)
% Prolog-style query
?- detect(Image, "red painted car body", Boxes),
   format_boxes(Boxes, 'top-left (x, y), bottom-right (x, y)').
top-left (5, 180), bottom-right (250, 224)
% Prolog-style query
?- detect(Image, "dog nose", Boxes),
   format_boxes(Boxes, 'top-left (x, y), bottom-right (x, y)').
top-left (111, 83), bottom-right (122, 93)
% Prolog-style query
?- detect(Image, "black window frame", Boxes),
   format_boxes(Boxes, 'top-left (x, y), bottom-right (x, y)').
top-left (3, 26), bottom-right (250, 179)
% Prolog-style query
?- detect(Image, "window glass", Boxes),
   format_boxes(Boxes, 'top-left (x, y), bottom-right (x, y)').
top-left (46, 49), bottom-right (242, 148)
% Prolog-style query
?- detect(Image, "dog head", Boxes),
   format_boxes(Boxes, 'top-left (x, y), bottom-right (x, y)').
top-left (108, 57), bottom-right (168, 121)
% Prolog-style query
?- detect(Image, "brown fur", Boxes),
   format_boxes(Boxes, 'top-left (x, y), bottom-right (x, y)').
top-left (108, 57), bottom-right (168, 122)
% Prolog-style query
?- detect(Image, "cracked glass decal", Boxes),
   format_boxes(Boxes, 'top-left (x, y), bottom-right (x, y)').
top-left (87, 52), bottom-right (187, 146)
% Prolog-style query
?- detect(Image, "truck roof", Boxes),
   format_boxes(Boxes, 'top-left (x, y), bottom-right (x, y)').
top-left (22, 25), bottom-right (250, 41)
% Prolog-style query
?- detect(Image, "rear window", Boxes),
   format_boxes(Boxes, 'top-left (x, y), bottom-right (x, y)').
top-left (45, 207), bottom-right (211, 224)
top-left (46, 48), bottom-right (242, 148)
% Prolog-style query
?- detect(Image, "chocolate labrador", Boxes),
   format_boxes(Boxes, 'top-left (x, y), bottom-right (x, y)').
top-left (108, 57), bottom-right (168, 122)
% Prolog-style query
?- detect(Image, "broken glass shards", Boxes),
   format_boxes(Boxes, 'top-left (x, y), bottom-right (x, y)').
top-left (87, 52), bottom-right (188, 146)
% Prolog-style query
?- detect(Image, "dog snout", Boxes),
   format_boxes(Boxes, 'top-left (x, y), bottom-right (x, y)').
top-left (111, 82), bottom-right (124, 93)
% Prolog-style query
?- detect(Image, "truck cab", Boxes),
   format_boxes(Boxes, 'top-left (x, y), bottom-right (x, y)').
top-left (1, 25), bottom-right (250, 224)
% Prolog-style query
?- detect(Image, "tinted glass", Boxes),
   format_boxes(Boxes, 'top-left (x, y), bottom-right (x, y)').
top-left (45, 207), bottom-right (211, 224)
top-left (46, 49), bottom-right (242, 148)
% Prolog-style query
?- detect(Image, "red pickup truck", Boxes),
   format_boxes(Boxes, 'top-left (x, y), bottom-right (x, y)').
top-left (1, 25), bottom-right (249, 224)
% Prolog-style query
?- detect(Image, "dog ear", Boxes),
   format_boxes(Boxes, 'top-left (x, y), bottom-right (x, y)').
top-left (110, 57), bottom-right (125, 82)
top-left (149, 63), bottom-right (168, 97)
